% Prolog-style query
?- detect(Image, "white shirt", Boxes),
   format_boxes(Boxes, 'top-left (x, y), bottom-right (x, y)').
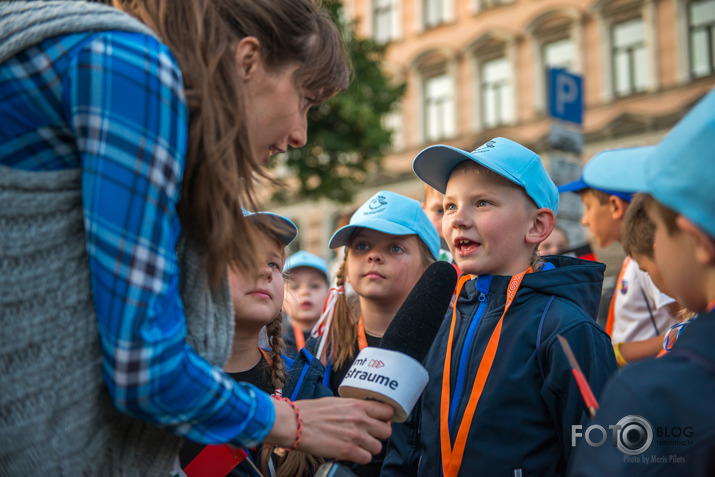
top-left (611, 258), bottom-right (678, 343)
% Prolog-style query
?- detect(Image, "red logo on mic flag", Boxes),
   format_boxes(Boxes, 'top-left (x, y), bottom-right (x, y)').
top-left (368, 359), bottom-right (385, 368)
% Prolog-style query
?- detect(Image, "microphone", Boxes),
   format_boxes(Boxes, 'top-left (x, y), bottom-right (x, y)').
top-left (338, 261), bottom-right (458, 422)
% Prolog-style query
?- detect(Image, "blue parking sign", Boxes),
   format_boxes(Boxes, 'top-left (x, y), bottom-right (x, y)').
top-left (549, 68), bottom-right (583, 126)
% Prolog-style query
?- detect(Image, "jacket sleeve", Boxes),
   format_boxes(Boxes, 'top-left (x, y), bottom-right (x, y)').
top-left (566, 373), bottom-right (644, 476)
top-left (381, 395), bottom-right (421, 477)
top-left (540, 305), bottom-right (618, 464)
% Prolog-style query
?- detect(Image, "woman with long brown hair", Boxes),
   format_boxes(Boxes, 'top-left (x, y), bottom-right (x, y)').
top-left (0, 0), bottom-right (392, 474)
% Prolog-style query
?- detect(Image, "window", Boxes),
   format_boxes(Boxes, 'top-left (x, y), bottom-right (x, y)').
top-left (481, 57), bottom-right (514, 128)
top-left (479, 0), bottom-right (509, 9)
top-left (424, 0), bottom-right (446, 28)
top-left (423, 73), bottom-right (456, 141)
top-left (612, 18), bottom-right (646, 96)
top-left (689, 0), bottom-right (715, 77)
top-left (543, 38), bottom-right (575, 71)
top-left (374, 0), bottom-right (396, 44)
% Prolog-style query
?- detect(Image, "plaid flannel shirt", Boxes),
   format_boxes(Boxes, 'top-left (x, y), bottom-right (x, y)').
top-left (0, 31), bottom-right (274, 447)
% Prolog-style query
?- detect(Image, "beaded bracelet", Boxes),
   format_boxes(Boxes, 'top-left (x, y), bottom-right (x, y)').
top-left (273, 396), bottom-right (302, 452)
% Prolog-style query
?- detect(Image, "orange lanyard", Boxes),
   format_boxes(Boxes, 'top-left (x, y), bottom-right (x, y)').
top-left (356, 316), bottom-right (369, 351)
top-left (605, 257), bottom-right (631, 337)
top-left (440, 268), bottom-right (531, 477)
top-left (292, 324), bottom-right (306, 351)
top-left (707, 299), bottom-right (715, 313)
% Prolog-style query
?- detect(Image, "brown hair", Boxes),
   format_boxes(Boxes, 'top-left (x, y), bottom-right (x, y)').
top-left (259, 312), bottom-right (323, 477)
top-left (325, 233), bottom-right (434, 368)
top-left (622, 194), bottom-right (656, 258)
top-left (578, 188), bottom-right (612, 205)
top-left (114, 0), bottom-right (349, 285)
top-left (641, 194), bottom-right (680, 235)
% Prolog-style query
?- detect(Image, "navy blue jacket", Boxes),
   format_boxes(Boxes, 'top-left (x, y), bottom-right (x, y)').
top-left (383, 256), bottom-right (617, 476)
top-left (568, 308), bottom-right (715, 476)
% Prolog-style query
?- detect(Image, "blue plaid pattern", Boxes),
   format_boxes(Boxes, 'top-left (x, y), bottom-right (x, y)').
top-left (0, 31), bottom-right (274, 447)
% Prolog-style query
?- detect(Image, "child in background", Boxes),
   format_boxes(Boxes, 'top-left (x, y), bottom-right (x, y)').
top-left (422, 184), bottom-right (454, 263)
top-left (282, 251), bottom-right (330, 358)
top-left (384, 138), bottom-right (616, 476)
top-left (568, 88), bottom-right (715, 475)
top-left (558, 171), bottom-right (679, 348)
top-left (617, 193), bottom-right (688, 366)
top-left (180, 211), bottom-right (328, 477)
top-left (539, 223), bottom-right (570, 256)
top-left (310, 190), bottom-right (439, 477)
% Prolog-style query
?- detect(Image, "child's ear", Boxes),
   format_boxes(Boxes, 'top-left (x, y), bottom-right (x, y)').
top-left (609, 196), bottom-right (628, 220)
top-left (526, 208), bottom-right (556, 245)
top-left (677, 216), bottom-right (715, 266)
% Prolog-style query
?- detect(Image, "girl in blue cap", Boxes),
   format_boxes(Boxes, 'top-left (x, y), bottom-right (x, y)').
top-left (179, 211), bottom-right (329, 477)
top-left (309, 190), bottom-right (440, 477)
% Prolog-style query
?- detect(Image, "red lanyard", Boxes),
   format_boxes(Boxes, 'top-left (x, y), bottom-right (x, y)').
top-left (440, 268), bottom-right (531, 477)
top-left (292, 324), bottom-right (306, 351)
top-left (356, 316), bottom-right (369, 351)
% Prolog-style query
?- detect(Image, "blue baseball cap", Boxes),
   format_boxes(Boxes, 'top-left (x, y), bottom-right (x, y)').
top-left (329, 190), bottom-right (440, 260)
top-left (243, 210), bottom-right (297, 246)
top-left (557, 175), bottom-right (634, 202)
top-left (413, 137), bottom-right (559, 213)
top-left (284, 251), bottom-right (329, 281)
top-left (583, 88), bottom-right (715, 238)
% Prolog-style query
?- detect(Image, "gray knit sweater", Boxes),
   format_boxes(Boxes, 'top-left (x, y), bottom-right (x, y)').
top-left (0, 3), bottom-right (234, 475)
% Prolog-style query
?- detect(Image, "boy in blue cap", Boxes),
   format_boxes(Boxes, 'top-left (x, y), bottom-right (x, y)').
top-left (558, 163), bottom-right (678, 366)
top-left (282, 251), bottom-right (331, 358)
top-left (383, 137), bottom-right (617, 476)
top-left (568, 89), bottom-right (715, 476)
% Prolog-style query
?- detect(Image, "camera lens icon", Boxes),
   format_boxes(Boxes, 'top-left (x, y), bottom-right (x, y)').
top-left (615, 415), bottom-right (653, 455)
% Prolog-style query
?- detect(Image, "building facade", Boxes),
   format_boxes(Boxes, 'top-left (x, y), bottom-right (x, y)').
top-left (271, 0), bottom-right (715, 272)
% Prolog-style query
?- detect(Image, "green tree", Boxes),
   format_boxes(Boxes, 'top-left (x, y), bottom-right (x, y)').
top-left (270, 0), bottom-right (405, 204)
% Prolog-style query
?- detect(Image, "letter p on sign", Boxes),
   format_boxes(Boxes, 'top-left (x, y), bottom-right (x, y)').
top-left (549, 68), bottom-right (583, 126)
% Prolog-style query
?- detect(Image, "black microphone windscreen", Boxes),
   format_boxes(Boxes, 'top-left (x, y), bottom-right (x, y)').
top-left (379, 261), bottom-right (458, 363)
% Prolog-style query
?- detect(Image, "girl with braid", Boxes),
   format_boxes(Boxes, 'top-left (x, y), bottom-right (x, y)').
top-left (179, 211), bottom-right (326, 476)
top-left (309, 191), bottom-right (440, 477)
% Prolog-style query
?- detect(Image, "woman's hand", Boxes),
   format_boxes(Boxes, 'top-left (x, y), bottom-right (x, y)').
top-left (267, 397), bottom-right (394, 464)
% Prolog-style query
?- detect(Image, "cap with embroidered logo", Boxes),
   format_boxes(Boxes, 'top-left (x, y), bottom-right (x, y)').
top-left (582, 88), bottom-right (715, 238)
top-left (243, 210), bottom-right (297, 246)
top-left (284, 251), bottom-right (329, 281)
top-left (413, 137), bottom-right (559, 213)
top-left (329, 190), bottom-right (440, 260)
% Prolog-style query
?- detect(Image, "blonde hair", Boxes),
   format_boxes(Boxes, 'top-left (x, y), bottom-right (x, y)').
top-left (325, 233), bottom-right (435, 368)
top-left (114, 0), bottom-right (349, 285)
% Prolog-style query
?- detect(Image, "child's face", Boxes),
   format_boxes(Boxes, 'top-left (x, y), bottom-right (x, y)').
top-left (579, 191), bottom-right (621, 247)
top-left (284, 267), bottom-right (329, 329)
top-left (442, 166), bottom-right (536, 276)
top-left (647, 206), bottom-right (703, 311)
top-left (631, 252), bottom-right (673, 298)
top-left (228, 234), bottom-right (285, 330)
top-left (539, 228), bottom-right (568, 256)
top-left (347, 228), bottom-right (428, 307)
top-left (423, 192), bottom-right (445, 239)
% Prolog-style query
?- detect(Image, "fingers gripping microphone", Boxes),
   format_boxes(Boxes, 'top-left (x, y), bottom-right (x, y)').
top-left (338, 261), bottom-right (458, 422)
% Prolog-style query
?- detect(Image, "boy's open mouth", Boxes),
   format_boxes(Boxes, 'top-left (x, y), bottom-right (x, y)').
top-left (455, 238), bottom-right (480, 253)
